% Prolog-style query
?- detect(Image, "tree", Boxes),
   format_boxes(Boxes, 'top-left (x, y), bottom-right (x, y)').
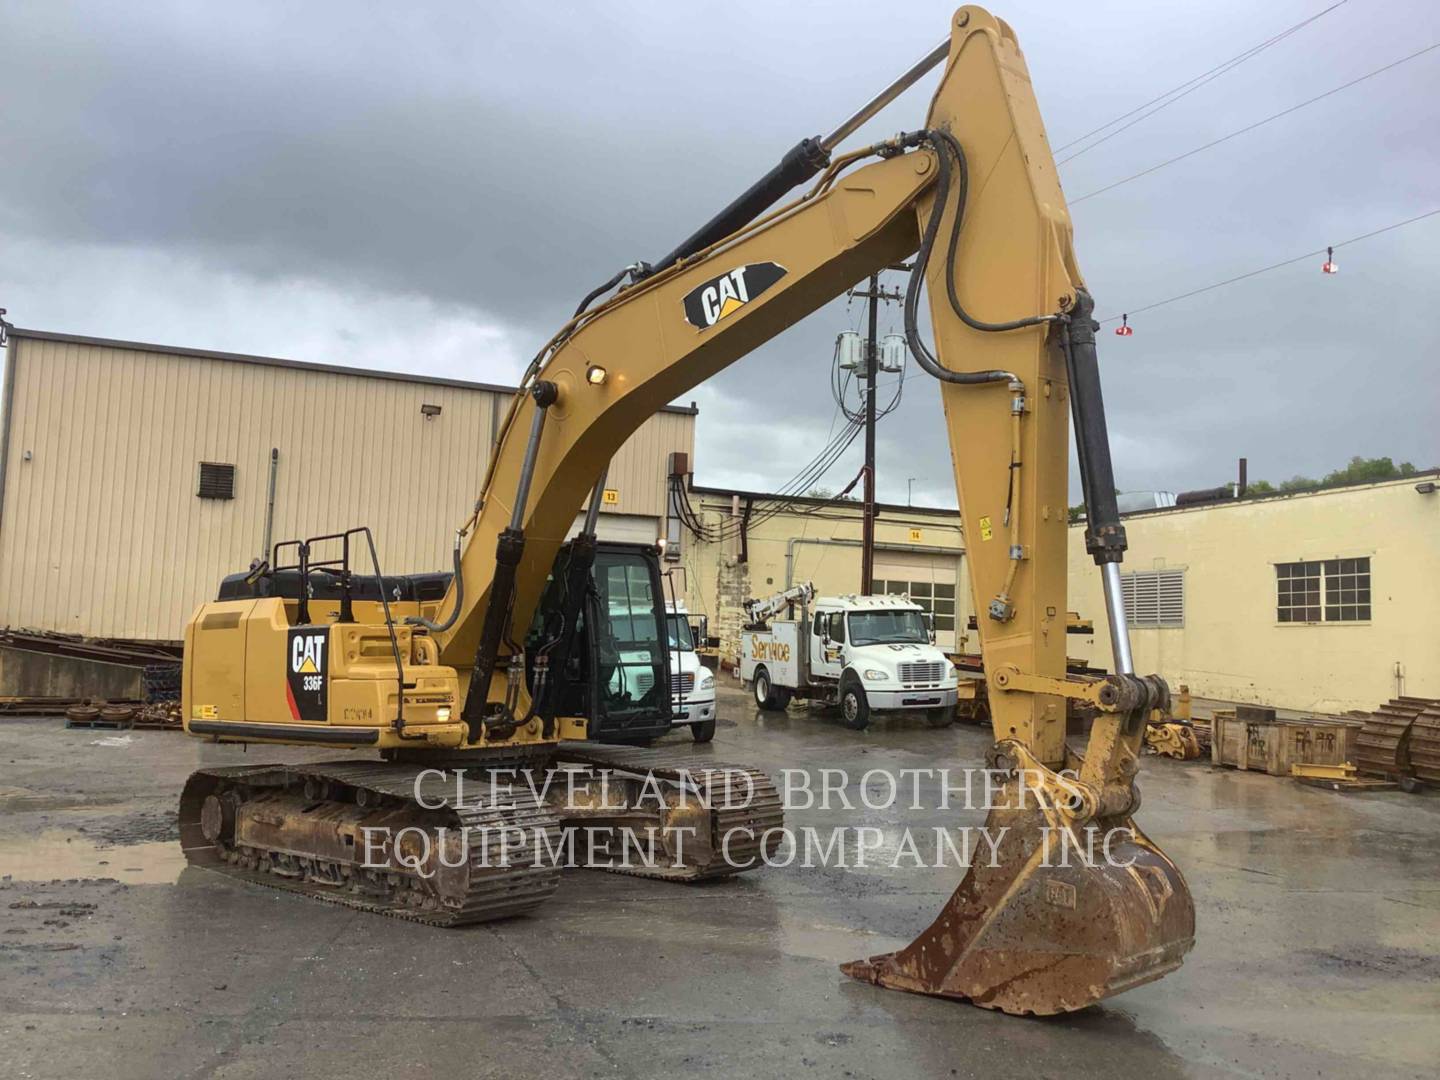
top-left (1320, 456), bottom-right (1417, 487)
top-left (1242, 455), bottom-right (1423, 498)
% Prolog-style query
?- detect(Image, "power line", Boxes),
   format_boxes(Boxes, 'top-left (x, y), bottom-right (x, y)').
top-left (1071, 41), bottom-right (1440, 205)
top-left (1056, 0), bottom-right (1347, 165)
top-left (1096, 207), bottom-right (1440, 324)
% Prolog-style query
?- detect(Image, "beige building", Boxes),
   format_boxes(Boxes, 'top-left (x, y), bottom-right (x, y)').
top-left (1067, 475), bottom-right (1440, 715)
top-left (669, 473), bottom-right (1439, 717)
top-left (0, 329), bottom-right (694, 640)
top-left (675, 476), bottom-right (1439, 715)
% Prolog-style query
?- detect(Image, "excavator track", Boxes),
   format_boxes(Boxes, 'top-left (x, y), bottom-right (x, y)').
top-left (178, 760), bottom-right (564, 926)
top-left (1354, 699), bottom-right (1432, 780)
top-left (178, 744), bottom-right (785, 922)
top-left (555, 743), bottom-right (785, 880)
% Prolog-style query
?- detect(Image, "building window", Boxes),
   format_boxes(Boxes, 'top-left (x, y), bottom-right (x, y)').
top-left (1120, 569), bottom-right (1184, 628)
top-left (1276, 558), bottom-right (1370, 623)
top-left (875, 579), bottom-right (956, 634)
top-left (197, 462), bottom-right (235, 500)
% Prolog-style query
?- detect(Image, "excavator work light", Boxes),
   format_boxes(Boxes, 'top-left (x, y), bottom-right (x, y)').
top-left (586, 365), bottom-right (608, 385)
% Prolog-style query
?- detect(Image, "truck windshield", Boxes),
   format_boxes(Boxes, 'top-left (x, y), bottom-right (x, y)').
top-left (848, 609), bottom-right (929, 646)
top-left (666, 615), bottom-right (695, 651)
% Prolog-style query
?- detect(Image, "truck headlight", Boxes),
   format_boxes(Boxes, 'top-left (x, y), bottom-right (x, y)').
top-left (863, 669), bottom-right (888, 682)
top-left (437, 706), bottom-right (451, 723)
top-left (698, 672), bottom-right (714, 691)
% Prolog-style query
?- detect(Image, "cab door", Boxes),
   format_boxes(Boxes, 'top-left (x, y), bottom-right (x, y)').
top-left (810, 608), bottom-right (845, 683)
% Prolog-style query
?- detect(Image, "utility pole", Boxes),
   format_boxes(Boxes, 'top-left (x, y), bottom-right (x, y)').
top-left (848, 270), bottom-right (904, 594)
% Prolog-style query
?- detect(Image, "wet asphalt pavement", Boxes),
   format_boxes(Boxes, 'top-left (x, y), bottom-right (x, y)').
top-left (2, 680), bottom-right (1437, 1079)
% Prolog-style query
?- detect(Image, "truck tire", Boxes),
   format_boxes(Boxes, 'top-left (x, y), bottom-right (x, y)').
top-left (691, 718), bottom-right (717, 743)
top-left (753, 667), bottom-right (782, 711)
top-left (839, 674), bottom-right (870, 731)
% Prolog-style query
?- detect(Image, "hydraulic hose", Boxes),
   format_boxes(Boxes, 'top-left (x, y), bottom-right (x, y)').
top-left (403, 530), bottom-right (464, 633)
top-left (573, 262), bottom-right (649, 318)
top-left (901, 133), bottom-right (1022, 387)
top-left (929, 129), bottom-right (1060, 335)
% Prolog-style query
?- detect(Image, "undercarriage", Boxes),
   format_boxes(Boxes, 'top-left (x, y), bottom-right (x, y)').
top-left (179, 744), bottom-right (784, 925)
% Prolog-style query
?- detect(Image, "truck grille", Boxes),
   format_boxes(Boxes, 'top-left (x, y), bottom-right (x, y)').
top-left (671, 672), bottom-right (695, 696)
top-left (899, 661), bottom-right (945, 686)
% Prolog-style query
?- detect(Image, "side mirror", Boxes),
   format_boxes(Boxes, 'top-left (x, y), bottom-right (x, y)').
top-left (924, 612), bottom-right (936, 644)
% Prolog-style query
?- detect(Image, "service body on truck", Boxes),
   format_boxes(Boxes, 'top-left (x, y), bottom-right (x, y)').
top-left (741, 591), bottom-right (959, 729)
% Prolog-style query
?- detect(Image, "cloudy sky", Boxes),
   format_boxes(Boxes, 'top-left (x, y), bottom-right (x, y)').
top-left (3, 0), bottom-right (1437, 507)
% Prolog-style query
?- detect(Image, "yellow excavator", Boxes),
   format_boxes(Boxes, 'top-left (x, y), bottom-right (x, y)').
top-left (179, 6), bottom-right (1194, 1015)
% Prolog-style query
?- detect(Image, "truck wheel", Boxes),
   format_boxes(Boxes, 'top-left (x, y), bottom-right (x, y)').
top-left (839, 675), bottom-right (870, 731)
top-left (925, 707), bottom-right (954, 728)
top-left (691, 718), bottom-right (716, 743)
top-left (753, 667), bottom-right (781, 711)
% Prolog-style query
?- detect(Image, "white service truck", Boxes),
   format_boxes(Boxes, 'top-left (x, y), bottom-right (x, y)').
top-left (740, 585), bottom-right (959, 730)
top-left (665, 600), bottom-right (717, 742)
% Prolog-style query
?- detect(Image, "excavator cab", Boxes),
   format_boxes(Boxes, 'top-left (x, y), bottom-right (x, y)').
top-left (525, 540), bottom-right (673, 743)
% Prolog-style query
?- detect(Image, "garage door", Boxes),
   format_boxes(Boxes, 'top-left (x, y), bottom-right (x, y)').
top-left (873, 549), bottom-right (962, 652)
top-left (567, 512), bottom-right (661, 546)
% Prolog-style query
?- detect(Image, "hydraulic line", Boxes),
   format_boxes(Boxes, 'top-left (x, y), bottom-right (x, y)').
top-left (462, 380), bottom-right (557, 738)
top-left (930, 129), bottom-right (1061, 335)
top-left (404, 529), bottom-right (465, 633)
top-left (900, 135), bottom-right (1025, 387)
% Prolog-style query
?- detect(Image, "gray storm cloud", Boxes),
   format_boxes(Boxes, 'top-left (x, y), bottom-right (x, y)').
top-left (2, 0), bottom-right (1436, 507)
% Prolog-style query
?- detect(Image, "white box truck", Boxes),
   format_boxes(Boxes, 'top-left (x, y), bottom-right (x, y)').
top-left (665, 600), bottom-right (716, 742)
top-left (739, 585), bottom-right (959, 730)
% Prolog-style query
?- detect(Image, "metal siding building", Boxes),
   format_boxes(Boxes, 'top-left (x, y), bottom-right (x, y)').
top-left (0, 330), bottom-right (694, 640)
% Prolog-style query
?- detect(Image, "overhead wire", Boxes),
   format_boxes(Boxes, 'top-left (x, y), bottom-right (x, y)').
top-left (1070, 41), bottom-right (1440, 205)
top-left (1055, 1), bottom-right (1348, 165)
top-left (1094, 207), bottom-right (1440, 324)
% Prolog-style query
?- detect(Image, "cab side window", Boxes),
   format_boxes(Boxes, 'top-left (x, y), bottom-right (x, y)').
top-left (829, 612), bottom-right (846, 644)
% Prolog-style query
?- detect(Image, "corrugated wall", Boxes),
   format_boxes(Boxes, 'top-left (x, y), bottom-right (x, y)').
top-left (0, 335), bottom-right (693, 640)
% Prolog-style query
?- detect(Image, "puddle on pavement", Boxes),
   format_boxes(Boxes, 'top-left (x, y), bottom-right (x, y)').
top-left (0, 830), bottom-right (185, 884)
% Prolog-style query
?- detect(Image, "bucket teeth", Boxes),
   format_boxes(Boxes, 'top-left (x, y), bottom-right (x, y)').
top-left (841, 764), bottom-right (1194, 1015)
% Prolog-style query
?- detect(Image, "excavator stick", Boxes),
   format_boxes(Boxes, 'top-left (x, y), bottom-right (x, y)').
top-left (836, 7), bottom-right (1196, 1013)
top-left (841, 744), bottom-right (1195, 1014)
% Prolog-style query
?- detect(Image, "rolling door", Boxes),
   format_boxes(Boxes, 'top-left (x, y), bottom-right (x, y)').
top-left (872, 549), bottom-right (962, 651)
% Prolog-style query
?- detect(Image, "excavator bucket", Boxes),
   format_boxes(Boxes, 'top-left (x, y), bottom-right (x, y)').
top-left (842, 757), bottom-right (1195, 1015)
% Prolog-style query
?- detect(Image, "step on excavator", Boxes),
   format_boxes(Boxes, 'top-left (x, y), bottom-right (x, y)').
top-left (179, 5), bottom-right (1194, 1015)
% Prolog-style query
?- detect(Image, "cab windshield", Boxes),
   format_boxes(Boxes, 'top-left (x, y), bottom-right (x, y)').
top-left (848, 609), bottom-right (929, 647)
top-left (666, 614), bottom-right (695, 652)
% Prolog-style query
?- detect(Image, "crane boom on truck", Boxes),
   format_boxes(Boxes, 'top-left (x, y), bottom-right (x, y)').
top-left (744, 583), bottom-right (815, 625)
top-left (179, 5), bottom-right (1194, 1015)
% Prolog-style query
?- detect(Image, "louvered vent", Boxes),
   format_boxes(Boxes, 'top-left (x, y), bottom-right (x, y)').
top-left (1120, 569), bottom-right (1185, 628)
top-left (197, 462), bottom-right (235, 500)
